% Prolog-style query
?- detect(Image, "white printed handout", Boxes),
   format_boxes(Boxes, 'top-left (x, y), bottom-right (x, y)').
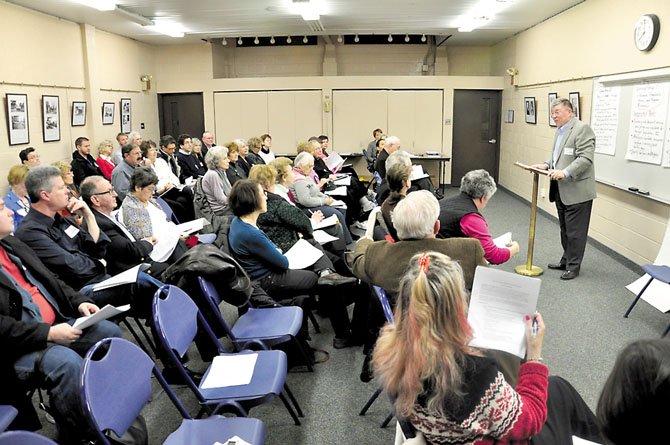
top-left (200, 353), bottom-right (258, 389)
top-left (572, 436), bottom-right (602, 445)
top-left (411, 165), bottom-right (429, 180)
top-left (325, 185), bottom-right (348, 196)
top-left (312, 229), bottom-right (339, 244)
top-left (324, 152), bottom-right (345, 172)
top-left (330, 199), bottom-right (347, 209)
top-left (176, 217), bottom-right (209, 236)
top-left (92, 264), bottom-right (150, 292)
top-left (72, 304), bottom-right (131, 329)
top-left (493, 232), bottom-right (512, 248)
top-left (625, 83), bottom-right (669, 165)
top-left (284, 238), bottom-right (324, 269)
top-left (333, 175), bottom-right (351, 186)
top-left (467, 266), bottom-right (541, 358)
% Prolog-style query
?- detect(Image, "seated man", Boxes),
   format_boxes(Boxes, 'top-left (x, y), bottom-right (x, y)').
top-left (15, 166), bottom-right (161, 316)
top-left (70, 136), bottom-right (103, 187)
top-left (438, 169), bottom-right (520, 264)
top-left (0, 200), bottom-right (120, 443)
top-left (80, 175), bottom-right (170, 278)
top-left (111, 143), bottom-right (142, 201)
top-left (19, 147), bottom-right (41, 168)
top-left (348, 190), bottom-right (488, 382)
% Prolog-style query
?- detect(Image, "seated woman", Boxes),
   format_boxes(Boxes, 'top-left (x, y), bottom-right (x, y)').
top-left (228, 179), bottom-right (357, 349)
top-left (250, 164), bottom-right (347, 260)
top-left (438, 169), bottom-right (520, 264)
top-left (191, 137), bottom-right (208, 177)
top-left (141, 140), bottom-right (193, 222)
top-left (202, 145), bottom-right (233, 215)
top-left (225, 141), bottom-right (247, 185)
top-left (95, 139), bottom-right (115, 180)
top-left (121, 167), bottom-right (187, 263)
top-left (3, 164), bottom-right (31, 231)
top-left (379, 162), bottom-right (412, 241)
top-left (374, 251), bottom-right (601, 444)
top-left (52, 160), bottom-right (81, 221)
top-left (597, 338), bottom-right (670, 445)
top-left (290, 152), bottom-right (354, 244)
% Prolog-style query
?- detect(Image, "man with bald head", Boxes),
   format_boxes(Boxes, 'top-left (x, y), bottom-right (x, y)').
top-left (202, 131), bottom-right (215, 156)
top-left (375, 135), bottom-right (400, 179)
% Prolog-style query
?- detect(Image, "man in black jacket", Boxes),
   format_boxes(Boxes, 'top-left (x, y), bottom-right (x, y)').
top-left (70, 136), bottom-right (103, 187)
top-left (80, 175), bottom-right (170, 278)
top-left (0, 200), bottom-right (120, 442)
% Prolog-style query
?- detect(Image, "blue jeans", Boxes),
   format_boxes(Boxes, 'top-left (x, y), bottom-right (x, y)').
top-left (13, 320), bottom-right (121, 441)
top-left (80, 271), bottom-right (164, 317)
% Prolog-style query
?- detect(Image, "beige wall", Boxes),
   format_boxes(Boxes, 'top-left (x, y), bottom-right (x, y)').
top-left (493, 0), bottom-right (670, 264)
top-left (0, 1), bottom-right (158, 196)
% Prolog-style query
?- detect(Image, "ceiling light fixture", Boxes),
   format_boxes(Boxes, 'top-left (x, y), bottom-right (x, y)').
top-left (254, 36), bottom-right (259, 44)
top-left (303, 35), bottom-right (308, 43)
top-left (287, 36), bottom-right (292, 43)
top-left (113, 5), bottom-right (154, 26)
top-left (238, 37), bottom-right (243, 45)
top-left (405, 34), bottom-right (410, 42)
top-left (354, 34), bottom-right (359, 43)
top-left (337, 35), bottom-right (343, 43)
top-left (270, 36), bottom-right (275, 44)
top-left (455, 0), bottom-right (512, 32)
top-left (143, 22), bottom-right (185, 38)
top-left (421, 34), bottom-right (426, 42)
top-left (222, 37), bottom-right (227, 46)
top-left (289, 0), bottom-right (321, 21)
top-left (387, 34), bottom-right (393, 42)
top-left (74, 0), bottom-right (116, 11)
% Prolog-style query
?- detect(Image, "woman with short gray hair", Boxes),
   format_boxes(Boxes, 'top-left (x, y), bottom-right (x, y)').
top-left (202, 145), bottom-right (232, 215)
top-left (438, 169), bottom-right (520, 264)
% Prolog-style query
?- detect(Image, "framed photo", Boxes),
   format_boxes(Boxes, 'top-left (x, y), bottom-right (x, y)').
top-left (42, 95), bottom-right (60, 142)
top-left (102, 102), bottom-right (115, 125)
top-left (71, 101), bottom-right (86, 126)
top-left (548, 93), bottom-right (558, 127)
top-left (6, 93), bottom-right (30, 145)
top-left (120, 98), bottom-right (131, 133)
top-left (524, 97), bottom-right (536, 124)
top-left (569, 92), bottom-right (581, 120)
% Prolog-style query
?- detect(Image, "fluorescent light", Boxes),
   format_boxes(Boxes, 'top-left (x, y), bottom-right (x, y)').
top-left (454, 0), bottom-right (513, 32)
top-left (143, 22), bottom-right (185, 38)
top-left (74, 0), bottom-right (116, 11)
top-left (288, 0), bottom-right (321, 21)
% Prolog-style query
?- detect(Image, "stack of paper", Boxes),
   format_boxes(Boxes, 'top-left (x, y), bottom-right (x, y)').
top-left (73, 304), bottom-right (131, 329)
top-left (330, 199), bottom-right (347, 209)
top-left (284, 239), bottom-right (324, 269)
top-left (312, 230), bottom-right (339, 244)
top-left (200, 353), bottom-right (259, 389)
top-left (92, 264), bottom-right (150, 292)
top-left (411, 165), bottom-right (430, 180)
top-left (325, 185), bottom-right (347, 196)
top-left (333, 176), bottom-right (351, 186)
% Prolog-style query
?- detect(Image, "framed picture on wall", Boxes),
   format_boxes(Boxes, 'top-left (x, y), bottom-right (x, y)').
top-left (548, 93), bottom-right (558, 127)
top-left (569, 92), bottom-right (581, 120)
top-left (42, 95), bottom-right (60, 142)
top-left (524, 97), bottom-right (536, 124)
top-left (102, 102), bottom-right (115, 125)
top-left (120, 98), bottom-right (131, 133)
top-left (6, 93), bottom-right (30, 145)
top-left (72, 101), bottom-right (87, 126)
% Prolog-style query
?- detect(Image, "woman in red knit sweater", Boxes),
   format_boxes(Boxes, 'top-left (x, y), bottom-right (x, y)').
top-left (373, 251), bottom-right (601, 444)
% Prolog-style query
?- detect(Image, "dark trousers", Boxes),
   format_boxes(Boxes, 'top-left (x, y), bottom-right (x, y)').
top-left (531, 376), bottom-right (603, 445)
top-left (554, 188), bottom-right (592, 271)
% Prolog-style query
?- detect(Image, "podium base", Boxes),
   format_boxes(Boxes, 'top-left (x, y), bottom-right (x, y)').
top-left (514, 264), bottom-right (543, 276)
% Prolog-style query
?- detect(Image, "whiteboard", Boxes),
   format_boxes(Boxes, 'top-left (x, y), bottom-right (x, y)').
top-left (591, 68), bottom-right (670, 204)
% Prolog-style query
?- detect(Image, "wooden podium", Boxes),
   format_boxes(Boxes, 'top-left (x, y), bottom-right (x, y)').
top-left (514, 162), bottom-right (548, 277)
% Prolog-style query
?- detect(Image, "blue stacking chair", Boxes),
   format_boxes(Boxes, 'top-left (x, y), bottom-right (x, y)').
top-left (152, 285), bottom-right (304, 425)
top-left (198, 276), bottom-right (313, 371)
top-left (81, 337), bottom-right (265, 445)
top-left (0, 431), bottom-right (57, 444)
top-left (0, 406), bottom-right (17, 433)
top-left (624, 264), bottom-right (670, 337)
top-left (156, 195), bottom-right (179, 223)
top-left (359, 285), bottom-right (396, 428)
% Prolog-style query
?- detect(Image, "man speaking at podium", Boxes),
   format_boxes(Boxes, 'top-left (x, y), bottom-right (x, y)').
top-left (532, 98), bottom-right (596, 280)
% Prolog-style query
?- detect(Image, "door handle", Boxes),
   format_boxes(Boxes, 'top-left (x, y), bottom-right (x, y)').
top-left (488, 139), bottom-right (496, 144)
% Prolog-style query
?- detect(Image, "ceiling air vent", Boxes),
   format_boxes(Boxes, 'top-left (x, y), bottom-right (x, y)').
top-left (306, 20), bottom-right (324, 32)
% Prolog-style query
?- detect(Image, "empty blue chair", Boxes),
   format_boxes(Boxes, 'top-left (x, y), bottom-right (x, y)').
top-left (81, 337), bottom-right (265, 445)
top-left (198, 276), bottom-right (313, 371)
top-left (624, 264), bottom-right (670, 337)
top-left (156, 195), bottom-right (179, 223)
top-left (0, 431), bottom-right (57, 444)
top-left (0, 406), bottom-right (17, 433)
top-left (152, 284), bottom-right (304, 425)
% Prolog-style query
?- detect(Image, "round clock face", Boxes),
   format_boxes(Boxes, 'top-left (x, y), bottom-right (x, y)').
top-left (634, 14), bottom-right (660, 51)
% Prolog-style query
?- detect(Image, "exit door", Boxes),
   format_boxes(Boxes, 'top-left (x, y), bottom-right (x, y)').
top-left (158, 93), bottom-right (205, 139)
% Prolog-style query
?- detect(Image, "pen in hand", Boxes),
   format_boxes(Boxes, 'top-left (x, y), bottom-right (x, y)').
top-left (532, 317), bottom-right (539, 337)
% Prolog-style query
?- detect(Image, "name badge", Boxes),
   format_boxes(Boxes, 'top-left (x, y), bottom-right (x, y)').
top-left (64, 224), bottom-right (80, 238)
top-left (16, 208), bottom-right (27, 216)
top-left (564, 147), bottom-right (575, 156)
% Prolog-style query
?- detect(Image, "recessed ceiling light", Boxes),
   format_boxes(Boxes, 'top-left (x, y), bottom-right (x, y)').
top-left (74, 0), bottom-right (116, 11)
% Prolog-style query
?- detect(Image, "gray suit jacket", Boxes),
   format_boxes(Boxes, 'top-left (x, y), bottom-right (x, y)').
top-left (546, 117), bottom-right (597, 205)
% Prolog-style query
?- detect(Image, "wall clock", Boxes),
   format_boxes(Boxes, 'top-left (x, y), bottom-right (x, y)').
top-left (634, 14), bottom-right (660, 51)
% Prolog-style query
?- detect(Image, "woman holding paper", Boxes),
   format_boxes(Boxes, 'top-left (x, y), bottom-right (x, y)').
top-left (374, 251), bottom-right (601, 444)
top-left (228, 180), bottom-right (357, 348)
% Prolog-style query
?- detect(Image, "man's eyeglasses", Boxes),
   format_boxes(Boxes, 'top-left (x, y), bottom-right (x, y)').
top-left (93, 189), bottom-right (114, 196)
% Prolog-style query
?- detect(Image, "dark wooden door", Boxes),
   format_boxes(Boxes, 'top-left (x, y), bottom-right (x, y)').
top-left (451, 90), bottom-right (501, 186)
top-left (158, 93), bottom-right (205, 139)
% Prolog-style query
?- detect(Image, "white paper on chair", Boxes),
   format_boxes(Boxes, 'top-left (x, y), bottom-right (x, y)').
top-left (467, 266), bottom-right (541, 358)
top-left (626, 219), bottom-right (670, 313)
top-left (493, 232), bottom-right (512, 248)
top-left (312, 230), bottom-right (339, 244)
top-left (325, 186), bottom-right (347, 196)
top-left (311, 214), bottom-right (338, 230)
top-left (333, 176), bottom-right (351, 186)
top-left (284, 239), bottom-right (324, 269)
top-left (92, 264), bottom-right (150, 292)
top-left (176, 217), bottom-right (209, 236)
top-left (201, 353), bottom-right (258, 389)
top-left (572, 436), bottom-right (602, 445)
top-left (72, 304), bottom-right (131, 329)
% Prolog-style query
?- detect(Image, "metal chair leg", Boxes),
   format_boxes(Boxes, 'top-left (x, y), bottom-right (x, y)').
top-left (381, 410), bottom-right (395, 428)
top-left (306, 308), bottom-right (321, 333)
top-left (359, 387), bottom-right (383, 416)
top-left (283, 384), bottom-right (304, 417)
top-left (278, 392), bottom-right (301, 425)
top-left (624, 276), bottom-right (654, 318)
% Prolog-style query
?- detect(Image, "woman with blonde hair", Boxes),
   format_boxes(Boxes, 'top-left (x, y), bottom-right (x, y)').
top-left (95, 139), bottom-right (115, 180)
top-left (374, 251), bottom-right (600, 444)
top-left (3, 164), bottom-right (31, 231)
